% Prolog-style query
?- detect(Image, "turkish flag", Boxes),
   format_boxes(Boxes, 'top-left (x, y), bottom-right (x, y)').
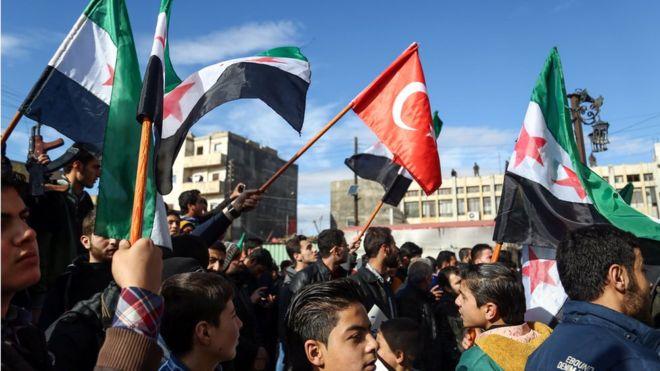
top-left (352, 43), bottom-right (441, 194)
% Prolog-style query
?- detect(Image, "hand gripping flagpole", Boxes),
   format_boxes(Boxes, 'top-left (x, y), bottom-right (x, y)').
top-left (1, 111), bottom-right (24, 146)
top-left (258, 103), bottom-right (353, 193)
top-left (129, 117), bottom-right (153, 243)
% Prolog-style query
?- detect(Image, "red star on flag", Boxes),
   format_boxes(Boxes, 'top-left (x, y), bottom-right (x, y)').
top-left (522, 247), bottom-right (557, 294)
top-left (513, 125), bottom-right (546, 167)
top-left (554, 165), bottom-right (587, 199)
top-left (155, 36), bottom-right (166, 48)
top-left (102, 64), bottom-right (115, 86)
top-left (249, 56), bottom-right (284, 64)
top-left (164, 82), bottom-right (195, 122)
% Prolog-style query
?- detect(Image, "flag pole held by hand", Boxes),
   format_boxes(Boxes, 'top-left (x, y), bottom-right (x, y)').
top-left (356, 199), bottom-right (385, 241)
top-left (258, 103), bottom-right (353, 193)
top-left (1, 111), bottom-right (24, 146)
top-left (129, 117), bottom-right (153, 243)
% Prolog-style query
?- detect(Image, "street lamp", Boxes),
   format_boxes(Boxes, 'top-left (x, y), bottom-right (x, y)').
top-left (567, 89), bottom-right (610, 165)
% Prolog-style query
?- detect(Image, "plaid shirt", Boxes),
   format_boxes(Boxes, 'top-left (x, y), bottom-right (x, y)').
top-left (112, 287), bottom-right (164, 339)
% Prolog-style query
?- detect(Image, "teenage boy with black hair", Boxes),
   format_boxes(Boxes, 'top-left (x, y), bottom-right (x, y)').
top-left (285, 279), bottom-right (378, 371)
top-left (160, 272), bottom-right (242, 371)
top-left (526, 225), bottom-right (660, 370)
top-left (456, 264), bottom-right (551, 371)
top-left (375, 318), bottom-right (421, 371)
top-left (470, 244), bottom-right (493, 265)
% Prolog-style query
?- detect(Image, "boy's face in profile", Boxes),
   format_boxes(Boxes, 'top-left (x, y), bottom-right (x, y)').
top-left (208, 300), bottom-right (242, 362)
top-left (455, 280), bottom-right (488, 328)
top-left (375, 331), bottom-right (399, 370)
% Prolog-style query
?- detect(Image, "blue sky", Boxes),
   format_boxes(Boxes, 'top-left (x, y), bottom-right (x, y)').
top-left (3, 0), bottom-right (660, 235)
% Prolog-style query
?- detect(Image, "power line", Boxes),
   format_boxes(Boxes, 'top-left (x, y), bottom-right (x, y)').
top-left (609, 113), bottom-right (660, 134)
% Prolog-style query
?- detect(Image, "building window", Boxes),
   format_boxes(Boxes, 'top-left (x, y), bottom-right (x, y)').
top-left (456, 187), bottom-right (465, 194)
top-left (631, 189), bottom-right (643, 206)
top-left (406, 190), bottom-right (419, 198)
top-left (467, 197), bottom-right (480, 213)
top-left (212, 173), bottom-right (220, 181)
top-left (213, 143), bottom-right (223, 153)
top-left (627, 174), bottom-right (640, 182)
top-left (495, 196), bottom-right (501, 213)
top-left (404, 202), bottom-right (420, 218)
top-left (646, 187), bottom-right (657, 205)
top-left (457, 199), bottom-right (465, 215)
top-left (438, 188), bottom-right (452, 195)
top-left (482, 185), bottom-right (491, 193)
top-left (467, 186), bottom-right (479, 193)
top-left (438, 200), bottom-right (453, 217)
top-left (644, 173), bottom-right (654, 181)
top-left (615, 175), bottom-right (623, 183)
top-left (495, 184), bottom-right (503, 193)
top-left (196, 146), bottom-right (204, 155)
top-left (483, 197), bottom-right (492, 214)
top-left (422, 201), bottom-right (436, 217)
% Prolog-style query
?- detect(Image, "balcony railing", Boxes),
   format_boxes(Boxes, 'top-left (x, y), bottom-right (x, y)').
top-left (183, 153), bottom-right (226, 168)
top-left (181, 180), bottom-right (225, 195)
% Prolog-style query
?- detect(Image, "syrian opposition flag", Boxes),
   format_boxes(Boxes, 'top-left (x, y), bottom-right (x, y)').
top-left (494, 47), bottom-right (660, 248)
top-left (345, 112), bottom-right (442, 206)
top-left (19, 0), bottom-right (168, 246)
top-left (351, 43), bottom-right (441, 195)
top-left (156, 47), bottom-right (311, 194)
top-left (521, 245), bottom-right (567, 324)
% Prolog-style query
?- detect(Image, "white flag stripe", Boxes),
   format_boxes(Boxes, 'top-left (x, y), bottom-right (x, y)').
top-left (49, 15), bottom-right (117, 105)
top-left (509, 102), bottom-right (592, 204)
top-left (150, 12), bottom-right (168, 58)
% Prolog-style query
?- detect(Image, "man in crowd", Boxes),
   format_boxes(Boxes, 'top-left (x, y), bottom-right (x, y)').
top-left (456, 264), bottom-right (551, 370)
top-left (397, 242), bottom-right (423, 282)
top-left (283, 235), bottom-right (317, 283)
top-left (38, 210), bottom-right (115, 329)
top-left (167, 209), bottom-right (180, 236)
top-left (458, 248), bottom-right (472, 264)
top-left (375, 318), bottom-right (421, 371)
top-left (438, 266), bottom-right (464, 351)
top-left (285, 279), bottom-right (378, 371)
top-left (179, 189), bottom-right (207, 226)
top-left (160, 272), bottom-right (243, 371)
top-left (470, 243), bottom-right (493, 264)
top-left (436, 250), bottom-right (457, 270)
top-left (526, 225), bottom-right (660, 369)
top-left (351, 227), bottom-right (399, 321)
top-left (207, 241), bottom-right (226, 272)
top-left (28, 144), bottom-right (100, 317)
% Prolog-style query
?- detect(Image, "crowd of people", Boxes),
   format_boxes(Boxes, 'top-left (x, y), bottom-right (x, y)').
top-left (2, 146), bottom-right (659, 371)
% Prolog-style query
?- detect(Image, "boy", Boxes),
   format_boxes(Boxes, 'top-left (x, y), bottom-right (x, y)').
top-left (160, 272), bottom-right (243, 371)
top-left (455, 264), bottom-right (551, 371)
top-left (375, 318), bottom-right (421, 371)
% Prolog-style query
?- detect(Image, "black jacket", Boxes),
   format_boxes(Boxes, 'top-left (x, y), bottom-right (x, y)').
top-left (288, 260), bottom-right (348, 295)
top-left (349, 265), bottom-right (396, 320)
top-left (2, 306), bottom-right (52, 371)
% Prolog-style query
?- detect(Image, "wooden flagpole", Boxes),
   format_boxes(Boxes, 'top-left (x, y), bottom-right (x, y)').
top-left (1, 111), bottom-right (24, 146)
top-left (491, 242), bottom-right (503, 262)
top-left (355, 199), bottom-right (385, 242)
top-left (129, 118), bottom-right (153, 243)
top-left (258, 103), bottom-right (353, 193)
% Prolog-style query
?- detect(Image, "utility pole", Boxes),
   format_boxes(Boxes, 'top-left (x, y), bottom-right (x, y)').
top-left (353, 137), bottom-right (359, 226)
top-left (569, 95), bottom-right (587, 164)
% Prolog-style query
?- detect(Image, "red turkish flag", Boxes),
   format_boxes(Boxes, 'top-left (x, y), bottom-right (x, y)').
top-left (352, 43), bottom-right (441, 194)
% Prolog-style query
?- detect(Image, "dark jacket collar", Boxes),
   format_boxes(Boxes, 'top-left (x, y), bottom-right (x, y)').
top-left (563, 300), bottom-right (660, 351)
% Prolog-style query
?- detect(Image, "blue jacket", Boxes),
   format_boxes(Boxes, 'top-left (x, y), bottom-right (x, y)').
top-left (526, 300), bottom-right (660, 370)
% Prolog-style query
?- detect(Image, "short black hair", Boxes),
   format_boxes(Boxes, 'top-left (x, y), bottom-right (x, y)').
top-left (460, 263), bottom-right (525, 325)
top-left (63, 143), bottom-right (98, 174)
top-left (458, 248), bottom-right (471, 262)
top-left (280, 260), bottom-right (294, 272)
top-left (285, 279), bottom-right (362, 371)
top-left (247, 248), bottom-right (273, 269)
top-left (160, 272), bottom-right (234, 356)
top-left (557, 225), bottom-right (639, 302)
top-left (172, 234), bottom-right (209, 269)
top-left (364, 227), bottom-right (394, 258)
top-left (1, 169), bottom-right (27, 197)
top-left (82, 210), bottom-right (96, 237)
top-left (178, 190), bottom-right (201, 212)
top-left (285, 235), bottom-right (308, 260)
top-left (209, 240), bottom-right (226, 253)
top-left (439, 266), bottom-right (459, 291)
top-left (407, 259), bottom-right (433, 286)
top-left (379, 318), bottom-right (421, 365)
top-left (436, 250), bottom-right (456, 267)
top-left (167, 209), bottom-right (180, 218)
top-left (471, 243), bottom-right (493, 262)
top-left (399, 242), bottom-right (423, 259)
top-left (317, 229), bottom-right (345, 258)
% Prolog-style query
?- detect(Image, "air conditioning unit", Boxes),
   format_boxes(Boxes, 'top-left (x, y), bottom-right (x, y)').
top-left (467, 211), bottom-right (480, 221)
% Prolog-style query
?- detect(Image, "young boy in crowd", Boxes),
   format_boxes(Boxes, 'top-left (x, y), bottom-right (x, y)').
top-left (455, 264), bottom-right (552, 371)
top-left (375, 318), bottom-right (421, 371)
top-left (159, 272), bottom-right (243, 371)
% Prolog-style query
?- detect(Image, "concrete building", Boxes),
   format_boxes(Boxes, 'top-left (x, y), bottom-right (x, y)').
top-left (163, 131), bottom-right (297, 240)
top-left (330, 179), bottom-right (405, 229)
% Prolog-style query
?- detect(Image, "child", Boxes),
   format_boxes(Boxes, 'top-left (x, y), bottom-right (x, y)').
top-left (375, 318), bottom-right (421, 371)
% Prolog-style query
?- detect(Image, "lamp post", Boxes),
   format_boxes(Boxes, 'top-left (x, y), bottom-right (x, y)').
top-left (567, 89), bottom-right (610, 165)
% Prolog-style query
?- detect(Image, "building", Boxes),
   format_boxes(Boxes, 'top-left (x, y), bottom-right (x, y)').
top-left (163, 131), bottom-right (298, 240)
top-left (330, 179), bottom-right (405, 229)
top-left (331, 142), bottom-right (660, 227)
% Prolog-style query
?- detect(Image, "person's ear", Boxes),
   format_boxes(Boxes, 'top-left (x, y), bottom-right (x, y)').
top-left (483, 302), bottom-right (498, 322)
top-left (80, 235), bottom-right (91, 250)
top-left (304, 340), bottom-right (325, 367)
top-left (608, 263), bottom-right (627, 293)
top-left (194, 321), bottom-right (212, 346)
top-left (71, 160), bottom-right (83, 172)
top-left (293, 252), bottom-right (302, 263)
top-left (395, 350), bottom-right (406, 366)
